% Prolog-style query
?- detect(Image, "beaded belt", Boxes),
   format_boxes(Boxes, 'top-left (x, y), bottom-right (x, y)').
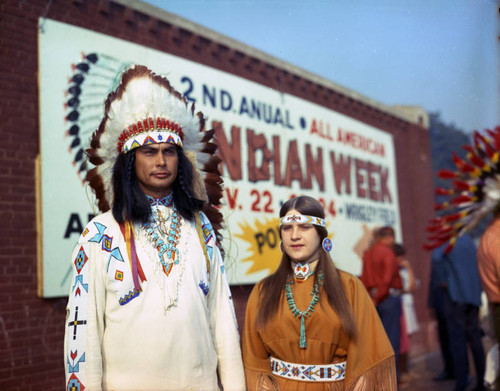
top-left (270, 356), bottom-right (346, 382)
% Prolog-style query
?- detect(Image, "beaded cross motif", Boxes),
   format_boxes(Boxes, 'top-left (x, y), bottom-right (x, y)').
top-left (285, 274), bottom-right (323, 349)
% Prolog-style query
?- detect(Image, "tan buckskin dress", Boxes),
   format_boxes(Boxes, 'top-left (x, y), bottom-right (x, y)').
top-left (242, 269), bottom-right (397, 390)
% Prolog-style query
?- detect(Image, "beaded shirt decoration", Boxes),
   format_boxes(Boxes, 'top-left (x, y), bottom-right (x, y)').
top-left (285, 273), bottom-right (323, 349)
top-left (142, 194), bottom-right (182, 277)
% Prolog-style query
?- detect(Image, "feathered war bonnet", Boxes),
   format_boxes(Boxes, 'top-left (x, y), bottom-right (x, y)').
top-left (425, 126), bottom-right (500, 253)
top-left (86, 65), bottom-right (223, 230)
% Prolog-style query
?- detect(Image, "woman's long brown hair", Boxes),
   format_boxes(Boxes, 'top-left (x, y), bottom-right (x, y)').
top-left (254, 196), bottom-right (357, 340)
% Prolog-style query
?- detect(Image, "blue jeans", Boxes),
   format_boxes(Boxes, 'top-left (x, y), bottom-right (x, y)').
top-left (442, 289), bottom-right (485, 391)
top-left (377, 295), bottom-right (402, 377)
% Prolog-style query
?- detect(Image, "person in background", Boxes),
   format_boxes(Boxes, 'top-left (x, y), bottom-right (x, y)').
top-left (431, 234), bottom-right (486, 391)
top-left (360, 226), bottom-right (403, 380)
top-left (428, 246), bottom-right (456, 383)
top-left (242, 196), bottom-right (397, 390)
top-left (393, 243), bottom-right (419, 386)
top-left (63, 65), bottom-right (245, 391)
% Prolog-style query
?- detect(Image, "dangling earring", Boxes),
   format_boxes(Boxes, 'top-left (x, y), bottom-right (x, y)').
top-left (279, 241), bottom-right (284, 254)
top-left (322, 237), bottom-right (332, 252)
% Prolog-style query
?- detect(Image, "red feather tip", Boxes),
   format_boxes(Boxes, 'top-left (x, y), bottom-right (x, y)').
top-left (469, 154), bottom-right (486, 168)
top-left (444, 213), bottom-right (463, 222)
top-left (437, 169), bottom-right (456, 179)
top-left (452, 152), bottom-right (465, 167)
top-left (428, 217), bottom-right (443, 225)
top-left (458, 162), bottom-right (477, 174)
top-left (436, 187), bottom-right (454, 196)
top-left (439, 225), bottom-right (454, 234)
top-left (474, 131), bottom-right (496, 156)
top-left (453, 180), bottom-right (470, 191)
top-left (451, 194), bottom-right (473, 205)
top-left (462, 145), bottom-right (475, 154)
top-left (427, 230), bottom-right (452, 241)
top-left (486, 127), bottom-right (500, 150)
top-left (423, 239), bottom-right (446, 251)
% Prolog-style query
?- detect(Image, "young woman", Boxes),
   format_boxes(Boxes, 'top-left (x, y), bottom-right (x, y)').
top-left (242, 196), bottom-right (397, 390)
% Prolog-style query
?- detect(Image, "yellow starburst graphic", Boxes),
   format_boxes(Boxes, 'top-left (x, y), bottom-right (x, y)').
top-left (235, 217), bottom-right (281, 275)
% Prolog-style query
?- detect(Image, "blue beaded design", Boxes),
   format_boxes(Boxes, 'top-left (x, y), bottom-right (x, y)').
top-left (145, 193), bottom-right (173, 207)
top-left (143, 203), bottom-right (182, 276)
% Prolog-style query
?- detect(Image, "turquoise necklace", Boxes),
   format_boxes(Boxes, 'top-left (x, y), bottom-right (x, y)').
top-left (143, 194), bottom-right (182, 276)
top-left (285, 273), bottom-right (323, 349)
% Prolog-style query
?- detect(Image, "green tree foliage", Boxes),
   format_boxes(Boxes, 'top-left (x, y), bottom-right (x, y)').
top-left (429, 112), bottom-right (471, 191)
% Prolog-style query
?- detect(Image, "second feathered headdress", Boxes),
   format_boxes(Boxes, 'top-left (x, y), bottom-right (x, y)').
top-left (425, 126), bottom-right (500, 252)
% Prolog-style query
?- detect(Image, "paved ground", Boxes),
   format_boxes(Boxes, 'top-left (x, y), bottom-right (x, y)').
top-left (401, 351), bottom-right (491, 391)
top-left (401, 352), bottom-right (456, 391)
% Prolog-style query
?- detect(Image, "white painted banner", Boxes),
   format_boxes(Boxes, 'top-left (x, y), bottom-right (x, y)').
top-left (38, 18), bottom-right (401, 297)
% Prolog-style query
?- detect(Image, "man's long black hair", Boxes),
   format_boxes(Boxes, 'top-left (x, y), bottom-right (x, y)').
top-left (111, 145), bottom-right (205, 224)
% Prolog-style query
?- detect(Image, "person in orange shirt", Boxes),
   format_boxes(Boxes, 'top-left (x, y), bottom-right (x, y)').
top-left (477, 212), bottom-right (500, 391)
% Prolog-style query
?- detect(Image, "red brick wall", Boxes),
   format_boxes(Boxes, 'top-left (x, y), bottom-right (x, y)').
top-left (0, 1), bottom-right (435, 389)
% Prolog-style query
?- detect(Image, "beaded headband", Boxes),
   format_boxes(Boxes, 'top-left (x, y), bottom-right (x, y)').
top-left (280, 215), bottom-right (326, 227)
top-left (120, 124), bottom-right (184, 153)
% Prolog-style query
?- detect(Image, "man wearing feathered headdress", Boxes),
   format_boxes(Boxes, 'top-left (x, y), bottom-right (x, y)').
top-left (63, 65), bottom-right (245, 390)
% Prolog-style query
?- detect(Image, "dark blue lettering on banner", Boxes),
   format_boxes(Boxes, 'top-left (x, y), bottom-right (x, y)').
top-left (180, 76), bottom-right (295, 130)
top-left (344, 203), bottom-right (395, 225)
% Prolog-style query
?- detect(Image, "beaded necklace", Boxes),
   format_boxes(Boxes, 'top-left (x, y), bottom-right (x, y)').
top-left (143, 194), bottom-right (182, 276)
top-left (285, 273), bottom-right (323, 349)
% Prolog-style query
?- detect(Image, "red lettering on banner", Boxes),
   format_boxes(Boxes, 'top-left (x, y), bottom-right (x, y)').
top-left (303, 144), bottom-right (324, 191)
top-left (284, 140), bottom-right (304, 187)
top-left (331, 152), bottom-right (392, 203)
top-left (354, 159), bottom-right (392, 202)
top-left (367, 162), bottom-right (379, 201)
top-left (337, 127), bottom-right (385, 157)
top-left (247, 129), bottom-right (272, 182)
top-left (310, 119), bottom-right (334, 141)
top-left (226, 188), bottom-right (239, 210)
top-left (213, 121), bottom-right (242, 180)
top-left (212, 122), bottom-right (391, 203)
top-left (330, 152), bottom-right (352, 195)
top-left (355, 159), bottom-right (368, 198)
top-left (380, 167), bottom-right (392, 202)
top-left (272, 136), bottom-right (283, 186)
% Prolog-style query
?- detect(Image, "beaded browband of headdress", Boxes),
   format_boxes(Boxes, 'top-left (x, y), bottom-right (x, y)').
top-left (118, 119), bottom-right (184, 153)
top-left (280, 215), bottom-right (326, 227)
top-left (424, 126), bottom-right (500, 253)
